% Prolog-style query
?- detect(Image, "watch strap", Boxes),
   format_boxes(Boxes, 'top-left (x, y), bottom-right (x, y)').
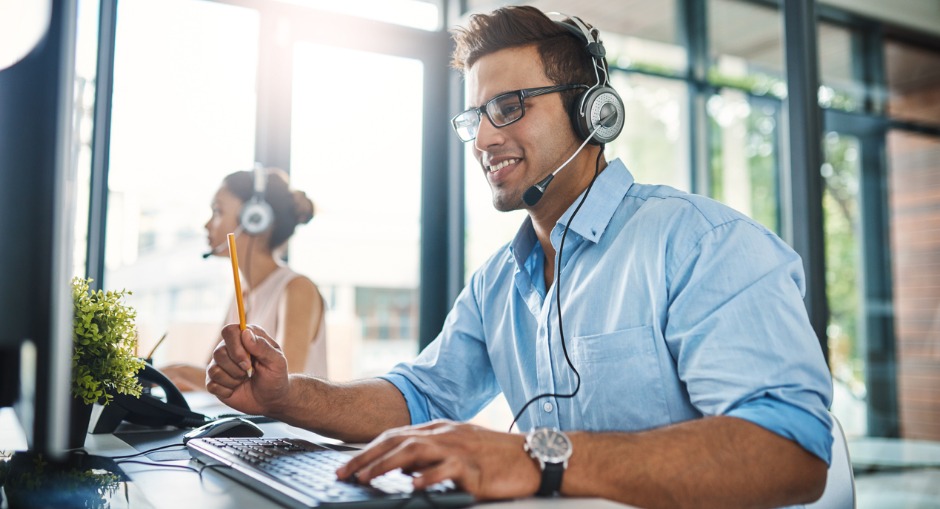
top-left (536, 461), bottom-right (564, 497)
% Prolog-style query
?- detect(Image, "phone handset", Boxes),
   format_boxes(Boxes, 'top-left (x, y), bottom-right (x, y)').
top-left (91, 362), bottom-right (209, 434)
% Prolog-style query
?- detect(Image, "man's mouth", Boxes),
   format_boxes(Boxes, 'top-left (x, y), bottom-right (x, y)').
top-left (486, 158), bottom-right (519, 173)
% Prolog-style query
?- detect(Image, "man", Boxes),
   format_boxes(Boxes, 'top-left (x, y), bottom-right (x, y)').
top-left (207, 6), bottom-right (833, 508)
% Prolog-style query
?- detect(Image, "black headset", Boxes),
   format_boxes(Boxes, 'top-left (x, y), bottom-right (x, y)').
top-left (239, 163), bottom-right (275, 235)
top-left (553, 14), bottom-right (625, 146)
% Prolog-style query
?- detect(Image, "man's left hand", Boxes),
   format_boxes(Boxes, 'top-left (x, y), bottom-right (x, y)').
top-left (335, 420), bottom-right (540, 500)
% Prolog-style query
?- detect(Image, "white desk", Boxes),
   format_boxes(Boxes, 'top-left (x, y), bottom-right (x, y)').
top-left (3, 406), bottom-right (631, 509)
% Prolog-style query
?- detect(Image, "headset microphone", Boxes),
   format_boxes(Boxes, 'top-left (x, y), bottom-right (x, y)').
top-left (202, 226), bottom-right (243, 259)
top-left (522, 108), bottom-right (617, 207)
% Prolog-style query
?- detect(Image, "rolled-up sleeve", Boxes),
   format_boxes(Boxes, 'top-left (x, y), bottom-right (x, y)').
top-left (378, 274), bottom-right (501, 425)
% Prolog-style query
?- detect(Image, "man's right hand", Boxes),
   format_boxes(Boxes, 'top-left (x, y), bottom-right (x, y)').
top-left (205, 324), bottom-right (291, 417)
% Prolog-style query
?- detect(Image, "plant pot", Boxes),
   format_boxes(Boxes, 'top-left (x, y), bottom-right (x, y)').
top-left (68, 398), bottom-right (94, 450)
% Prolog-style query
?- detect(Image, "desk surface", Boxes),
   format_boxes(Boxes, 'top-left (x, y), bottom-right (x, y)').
top-left (3, 402), bottom-right (632, 509)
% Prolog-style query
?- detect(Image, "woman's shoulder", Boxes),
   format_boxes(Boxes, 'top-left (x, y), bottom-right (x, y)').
top-left (282, 270), bottom-right (321, 304)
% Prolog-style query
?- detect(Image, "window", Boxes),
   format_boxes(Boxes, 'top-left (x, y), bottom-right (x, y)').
top-left (104, 0), bottom-right (259, 364)
top-left (72, 0), bottom-right (101, 278)
top-left (707, 91), bottom-right (781, 232)
top-left (608, 73), bottom-right (690, 191)
top-left (289, 44), bottom-right (424, 380)
top-left (708, 0), bottom-right (785, 97)
top-left (822, 131), bottom-right (866, 436)
top-left (818, 22), bottom-right (867, 113)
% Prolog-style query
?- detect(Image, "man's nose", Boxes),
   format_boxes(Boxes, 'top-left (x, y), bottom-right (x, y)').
top-left (474, 114), bottom-right (503, 151)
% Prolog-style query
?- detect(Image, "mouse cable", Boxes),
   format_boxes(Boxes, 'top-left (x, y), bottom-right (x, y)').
top-left (107, 443), bottom-right (186, 460)
top-left (508, 148), bottom-right (603, 433)
top-left (215, 412), bottom-right (277, 424)
top-left (113, 459), bottom-right (200, 473)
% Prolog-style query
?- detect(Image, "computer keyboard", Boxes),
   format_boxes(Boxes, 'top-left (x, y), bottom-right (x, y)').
top-left (186, 437), bottom-right (475, 508)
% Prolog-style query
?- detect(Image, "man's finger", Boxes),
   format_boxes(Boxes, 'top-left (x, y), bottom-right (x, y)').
top-left (411, 456), bottom-right (467, 491)
top-left (220, 323), bottom-right (251, 372)
top-left (207, 359), bottom-right (248, 389)
top-left (206, 380), bottom-right (235, 400)
top-left (355, 438), bottom-right (444, 483)
top-left (336, 434), bottom-right (408, 479)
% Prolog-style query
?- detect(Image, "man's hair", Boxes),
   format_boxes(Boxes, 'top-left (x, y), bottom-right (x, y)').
top-left (451, 6), bottom-right (596, 101)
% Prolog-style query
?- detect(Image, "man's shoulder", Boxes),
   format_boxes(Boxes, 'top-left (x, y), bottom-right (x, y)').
top-left (627, 181), bottom-right (767, 235)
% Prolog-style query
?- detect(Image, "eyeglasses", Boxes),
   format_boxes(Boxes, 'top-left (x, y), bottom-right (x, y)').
top-left (450, 84), bottom-right (586, 142)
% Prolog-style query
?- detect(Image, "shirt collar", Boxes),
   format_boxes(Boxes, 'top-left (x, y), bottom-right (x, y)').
top-left (554, 158), bottom-right (633, 245)
top-left (509, 158), bottom-right (634, 262)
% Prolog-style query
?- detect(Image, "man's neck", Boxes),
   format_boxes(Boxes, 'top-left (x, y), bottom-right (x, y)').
top-left (528, 154), bottom-right (608, 287)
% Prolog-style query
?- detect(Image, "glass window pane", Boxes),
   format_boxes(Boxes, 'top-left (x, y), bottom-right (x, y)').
top-left (285, 0), bottom-right (439, 31)
top-left (105, 0), bottom-right (259, 365)
top-left (72, 0), bottom-right (101, 278)
top-left (818, 22), bottom-right (866, 113)
top-left (608, 73), bottom-right (690, 191)
top-left (885, 39), bottom-right (940, 125)
top-left (706, 90), bottom-right (781, 233)
top-left (709, 0), bottom-right (786, 98)
top-left (822, 131), bottom-right (866, 437)
top-left (289, 44), bottom-right (423, 381)
top-left (887, 130), bottom-right (940, 440)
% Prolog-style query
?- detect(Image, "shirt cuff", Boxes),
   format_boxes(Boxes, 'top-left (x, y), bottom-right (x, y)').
top-left (727, 398), bottom-right (833, 465)
top-left (377, 372), bottom-right (431, 425)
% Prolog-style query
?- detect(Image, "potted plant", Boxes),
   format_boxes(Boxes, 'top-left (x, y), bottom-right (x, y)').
top-left (70, 277), bottom-right (145, 448)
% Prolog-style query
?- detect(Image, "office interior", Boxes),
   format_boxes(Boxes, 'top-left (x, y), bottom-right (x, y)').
top-left (2, 0), bottom-right (939, 507)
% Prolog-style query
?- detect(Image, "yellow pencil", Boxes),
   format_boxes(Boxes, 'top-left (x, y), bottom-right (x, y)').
top-left (228, 232), bottom-right (247, 331)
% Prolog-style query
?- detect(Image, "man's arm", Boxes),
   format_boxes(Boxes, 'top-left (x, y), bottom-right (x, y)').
top-left (565, 416), bottom-right (827, 509)
top-left (206, 323), bottom-right (410, 443)
top-left (339, 416), bottom-right (827, 508)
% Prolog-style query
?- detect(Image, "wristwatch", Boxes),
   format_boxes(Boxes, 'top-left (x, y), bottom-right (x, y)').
top-left (524, 427), bottom-right (573, 497)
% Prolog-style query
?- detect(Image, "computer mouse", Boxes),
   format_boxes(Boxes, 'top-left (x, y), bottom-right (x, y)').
top-left (183, 416), bottom-right (264, 443)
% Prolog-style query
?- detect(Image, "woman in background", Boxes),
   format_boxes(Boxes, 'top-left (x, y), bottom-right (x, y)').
top-left (162, 167), bottom-right (326, 390)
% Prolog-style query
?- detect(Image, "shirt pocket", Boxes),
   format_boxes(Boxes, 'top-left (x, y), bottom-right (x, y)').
top-left (570, 325), bottom-right (671, 431)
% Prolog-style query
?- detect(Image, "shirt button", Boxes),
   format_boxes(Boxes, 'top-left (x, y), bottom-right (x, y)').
top-left (543, 402), bottom-right (554, 413)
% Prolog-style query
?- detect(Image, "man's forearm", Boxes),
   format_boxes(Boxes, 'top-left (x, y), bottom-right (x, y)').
top-left (268, 376), bottom-right (412, 443)
top-left (563, 416), bottom-right (827, 509)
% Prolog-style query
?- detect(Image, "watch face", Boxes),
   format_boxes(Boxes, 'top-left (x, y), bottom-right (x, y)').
top-left (528, 428), bottom-right (572, 463)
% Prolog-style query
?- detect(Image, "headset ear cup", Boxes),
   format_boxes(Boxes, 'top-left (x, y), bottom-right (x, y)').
top-left (574, 86), bottom-right (624, 146)
top-left (240, 198), bottom-right (274, 235)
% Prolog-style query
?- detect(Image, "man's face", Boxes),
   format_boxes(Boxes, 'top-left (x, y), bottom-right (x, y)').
top-left (466, 45), bottom-right (581, 211)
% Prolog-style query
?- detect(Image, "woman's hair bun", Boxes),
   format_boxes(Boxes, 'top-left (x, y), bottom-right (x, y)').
top-left (293, 190), bottom-right (315, 225)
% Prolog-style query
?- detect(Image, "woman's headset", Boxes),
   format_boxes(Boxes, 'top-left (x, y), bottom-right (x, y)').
top-left (240, 163), bottom-right (275, 235)
top-left (552, 13), bottom-right (625, 146)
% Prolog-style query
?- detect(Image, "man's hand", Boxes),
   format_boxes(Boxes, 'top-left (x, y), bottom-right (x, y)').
top-left (336, 421), bottom-right (541, 501)
top-left (205, 324), bottom-right (291, 416)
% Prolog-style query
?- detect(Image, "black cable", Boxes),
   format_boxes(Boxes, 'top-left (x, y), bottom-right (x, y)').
top-left (107, 442), bottom-right (186, 460)
top-left (113, 459), bottom-right (200, 473)
top-left (510, 147), bottom-right (604, 432)
top-left (197, 463), bottom-right (234, 483)
top-left (215, 412), bottom-right (277, 424)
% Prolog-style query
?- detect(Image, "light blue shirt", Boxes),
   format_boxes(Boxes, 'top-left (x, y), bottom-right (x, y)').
top-left (381, 158), bottom-right (833, 465)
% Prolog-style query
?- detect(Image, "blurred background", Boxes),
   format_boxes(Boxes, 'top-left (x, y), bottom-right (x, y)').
top-left (62, 2), bottom-right (938, 502)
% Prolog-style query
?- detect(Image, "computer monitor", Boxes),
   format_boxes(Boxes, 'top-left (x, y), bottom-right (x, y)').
top-left (0, 0), bottom-right (79, 459)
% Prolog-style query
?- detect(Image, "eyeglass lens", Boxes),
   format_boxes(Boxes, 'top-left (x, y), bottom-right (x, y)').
top-left (453, 92), bottom-right (524, 142)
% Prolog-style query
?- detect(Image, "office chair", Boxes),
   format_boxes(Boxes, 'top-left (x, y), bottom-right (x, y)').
top-left (805, 413), bottom-right (856, 509)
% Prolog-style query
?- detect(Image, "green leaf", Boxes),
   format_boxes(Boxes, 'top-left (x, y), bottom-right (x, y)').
top-left (70, 277), bottom-right (144, 406)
